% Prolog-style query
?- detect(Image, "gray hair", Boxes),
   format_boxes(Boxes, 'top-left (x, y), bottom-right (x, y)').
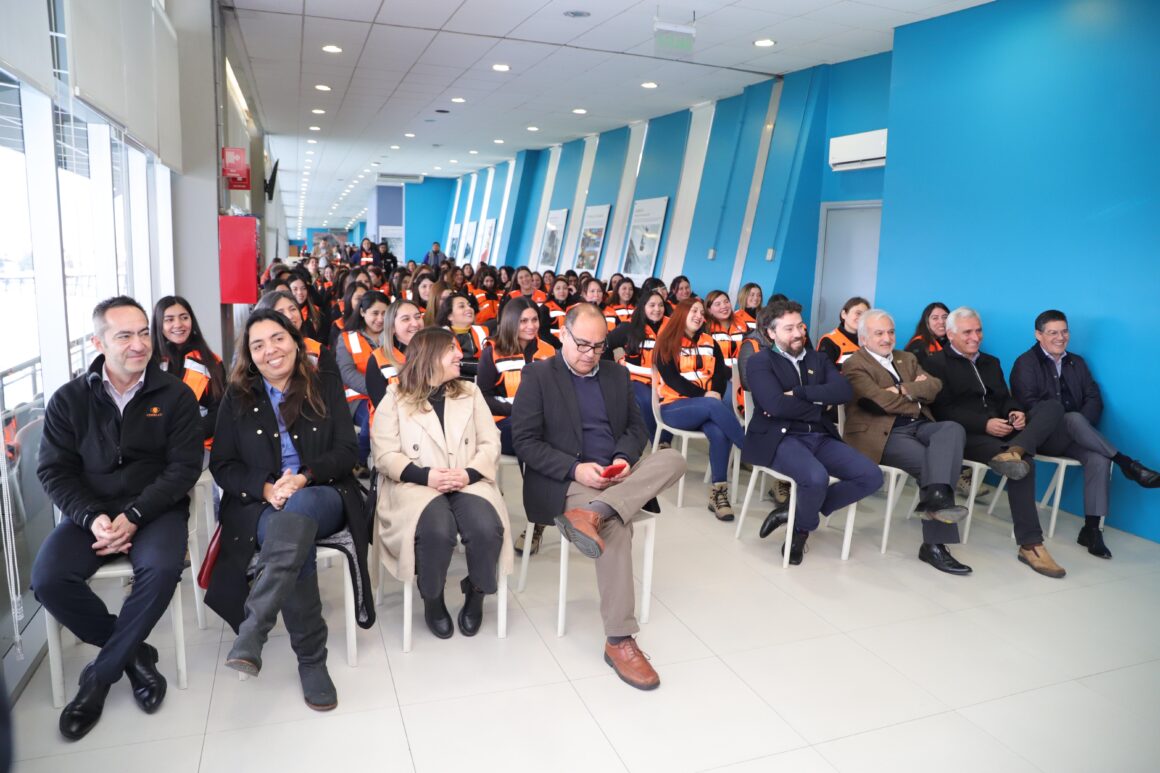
top-left (946, 306), bottom-right (981, 334)
top-left (856, 309), bottom-right (894, 343)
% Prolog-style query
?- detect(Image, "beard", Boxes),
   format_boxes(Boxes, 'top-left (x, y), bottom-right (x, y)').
top-left (780, 338), bottom-right (805, 356)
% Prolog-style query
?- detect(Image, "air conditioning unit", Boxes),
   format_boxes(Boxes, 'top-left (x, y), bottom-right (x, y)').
top-left (828, 129), bottom-right (887, 171)
top-left (376, 173), bottom-right (424, 184)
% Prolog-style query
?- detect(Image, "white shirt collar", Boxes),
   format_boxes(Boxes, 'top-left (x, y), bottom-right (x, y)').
top-left (773, 345), bottom-right (807, 365)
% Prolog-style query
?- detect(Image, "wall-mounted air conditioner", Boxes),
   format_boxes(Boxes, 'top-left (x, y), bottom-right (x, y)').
top-left (376, 173), bottom-right (424, 184)
top-left (828, 129), bottom-right (887, 171)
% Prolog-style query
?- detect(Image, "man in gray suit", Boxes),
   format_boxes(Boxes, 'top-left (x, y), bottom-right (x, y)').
top-left (842, 309), bottom-right (971, 574)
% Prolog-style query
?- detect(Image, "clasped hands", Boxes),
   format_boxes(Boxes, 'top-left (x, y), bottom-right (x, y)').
top-left (428, 467), bottom-right (470, 494)
top-left (263, 468), bottom-right (309, 510)
top-left (90, 513), bottom-right (138, 556)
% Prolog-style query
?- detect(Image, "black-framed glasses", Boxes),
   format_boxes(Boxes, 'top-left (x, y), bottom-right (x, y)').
top-left (566, 329), bottom-right (607, 354)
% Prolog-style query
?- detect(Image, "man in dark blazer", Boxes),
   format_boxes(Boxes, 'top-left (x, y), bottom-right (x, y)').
top-left (1010, 309), bottom-right (1159, 559)
top-left (511, 304), bottom-right (685, 691)
top-left (742, 300), bottom-right (882, 565)
top-left (843, 309), bottom-right (971, 574)
top-left (926, 307), bottom-right (1067, 577)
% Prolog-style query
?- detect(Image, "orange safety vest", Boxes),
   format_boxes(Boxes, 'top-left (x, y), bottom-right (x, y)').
top-left (543, 300), bottom-right (568, 339)
top-left (474, 291), bottom-right (499, 324)
top-left (599, 306), bottom-right (620, 331)
top-left (618, 325), bottom-right (659, 386)
top-left (735, 308), bottom-right (756, 332)
top-left (707, 318), bottom-right (748, 369)
top-left (451, 325), bottom-right (489, 359)
top-left (508, 289), bottom-right (547, 305)
top-left (370, 346), bottom-right (406, 388)
top-left (609, 304), bottom-right (635, 325)
top-left (734, 337), bottom-right (762, 416)
top-left (658, 332), bottom-right (718, 405)
top-left (488, 339), bottom-right (555, 422)
top-left (177, 350), bottom-right (220, 450)
top-left (341, 330), bottom-right (375, 403)
top-left (908, 334), bottom-right (943, 355)
top-left (819, 327), bottom-right (859, 364)
top-left (304, 337), bottom-right (323, 368)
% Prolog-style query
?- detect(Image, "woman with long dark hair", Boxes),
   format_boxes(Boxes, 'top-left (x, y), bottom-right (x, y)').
top-left (655, 298), bottom-right (744, 520)
top-left (640, 277), bottom-right (671, 315)
top-left (504, 266), bottom-right (547, 306)
top-left (905, 301), bottom-right (950, 366)
top-left (207, 309), bottom-right (373, 711)
top-left (327, 281), bottom-right (367, 347)
top-left (668, 275), bottom-right (694, 305)
top-left (606, 277), bottom-right (637, 326)
top-left (255, 290), bottom-right (339, 379)
top-left (436, 291), bottom-right (489, 380)
top-left (372, 327), bottom-right (512, 640)
top-left (543, 277), bottom-right (574, 341)
top-left (606, 290), bottom-right (669, 444)
top-left (335, 290), bottom-right (391, 467)
top-left (151, 296), bottom-right (226, 454)
top-left (817, 296), bottom-right (869, 367)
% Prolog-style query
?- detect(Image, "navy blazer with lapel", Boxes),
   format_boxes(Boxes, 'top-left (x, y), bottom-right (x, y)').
top-left (742, 347), bottom-right (852, 467)
top-left (1010, 343), bottom-right (1102, 427)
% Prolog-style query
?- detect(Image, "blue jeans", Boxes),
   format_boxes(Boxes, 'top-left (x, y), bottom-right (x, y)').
top-left (352, 399), bottom-right (370, 464)
top-left (632, 381), bottom-right (671, 446)
top-left (497, 417), bottom-right (515, 456)
top-left (257, 486), bottom-right (345, 577)
top-left (660, 396), bottom-right (744, 483)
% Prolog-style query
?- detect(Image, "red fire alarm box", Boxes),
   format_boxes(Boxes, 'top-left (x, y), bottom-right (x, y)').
top-left (219, 215), bottom-right (259, 304)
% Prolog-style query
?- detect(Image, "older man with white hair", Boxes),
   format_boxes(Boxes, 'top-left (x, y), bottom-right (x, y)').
top-left (925, 307), bottom-right (1067, 578)
top-left (842, 309), bottom-right (972, 574)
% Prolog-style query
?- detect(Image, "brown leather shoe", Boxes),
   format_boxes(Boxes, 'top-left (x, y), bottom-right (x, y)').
top-left (989, 446), bottom-right (1031, 480)
top-left (603, 638), bottom-right (660, 691)
top-left (555, 509), bottom-right (605, 558)
top-left (1018, 543), bottom-right (1066, 578)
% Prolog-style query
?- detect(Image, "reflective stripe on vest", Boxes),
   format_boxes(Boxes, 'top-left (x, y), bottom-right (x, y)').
top-left (181, 357), bottom-right (210, 401)
top-left (658, 333), bottom-right (717, 404)
top-left (342, 331), bottom-right (374, 402)
top-left (621, 330), bottom-right (658, 385)
top-left (820, 328), bottom-right (859, 364)
top-left (491, 339), bottom-right (554, 421)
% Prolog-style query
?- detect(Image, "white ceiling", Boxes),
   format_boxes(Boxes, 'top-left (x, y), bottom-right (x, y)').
top-left (223, 0), bottom-right (990, 236)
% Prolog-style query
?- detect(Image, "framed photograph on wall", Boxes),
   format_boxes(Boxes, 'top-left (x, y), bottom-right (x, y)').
top-left (620, 197), bottom-right (668, 282)
top-left (461, 220), bottom-right (479, 264)
top-left (536, 208), bottom-right (568, 272)
top-left (574, 204), bottom-right (611, 272)
top-left (478, 218), bottom-right (497, 264)
top-left (447, 223), bottom-right (461, 259)
top-left (378, 225), bottom-right (404, 261)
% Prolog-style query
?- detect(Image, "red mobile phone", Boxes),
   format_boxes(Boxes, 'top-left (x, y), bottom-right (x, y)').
top-left (601, 462), bottom-right (628, 479)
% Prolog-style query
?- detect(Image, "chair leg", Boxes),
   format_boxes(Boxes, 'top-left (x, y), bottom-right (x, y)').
top-left (734, 468), bottom-right (761, 539)
top-left (187, 525), bottom-right (207, 631)
top-left (1039, 465), bottom-right (1063, 509)
top-left (342, 563), bottom-right (357, 667)
top-left (676, 436), bottom-right (689, 508)
top-left (45, 612), bottom-right (65, 708)
top-left (905, 487), bottom-right (921, 520)
top-left (170, 587), bottom-right (187, 690)
top-left (731, 447), bottom-right (741, 504)
top-left (557, 537), bottom-right (570, 637)
top-left (840, 503), bottom-right (857, 561)
top-left (987, 476), bottom-right (1008, 515)
top-left (1047, 465), bottom-right (1068, 540)
top-left (640, 518), bottom-right (656, 625)
top-left (497, 571), bottom-right (508, 639)
top-left (783, 486), bottom-right (798, 569)
top-left (402, 579), bottom-right (413, 653)
top-left (517, 521), bottom-right (534, 593)
top-left (962, 468), bottom-right (984, 544)
top-left (881, 473), bottom-right (902, 554)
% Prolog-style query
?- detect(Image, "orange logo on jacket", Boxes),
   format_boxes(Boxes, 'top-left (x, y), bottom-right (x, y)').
top-left (146, 406), bottom-right (163, 417)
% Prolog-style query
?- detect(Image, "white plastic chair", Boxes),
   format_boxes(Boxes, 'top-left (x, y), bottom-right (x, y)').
top-left (401, 566), bottom-right (508, 653)
top-left (189, 469), bottom-right (215, 629)
top-left (985, 455), bottom-right (1091, 539)
top-left (315, 547), bottom-right (358, 666)
top-left (650, 371), bottom-right (711, 508)
top-left (876, 465), bottom-right (911, 553)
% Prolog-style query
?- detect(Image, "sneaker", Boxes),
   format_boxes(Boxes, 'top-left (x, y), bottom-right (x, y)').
top-left (956, 468), bottom-right (993, 499)
top-left (514, 524), bottom-right (545, 556)
top-left (774, 480), bottom-right (791, 504)
top-left (708, 482), bottom-right (734, 521)
top-left (1018, 544), bottom-right (1066, 578)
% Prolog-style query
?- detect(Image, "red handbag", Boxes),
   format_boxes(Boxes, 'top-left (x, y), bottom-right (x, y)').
top-left (197, 524), bottom-right (222, 590)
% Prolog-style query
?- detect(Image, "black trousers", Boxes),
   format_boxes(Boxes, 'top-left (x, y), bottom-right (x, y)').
top-left (31, 509), bottom-right (188, 685)
top-left (414, 492), bottom-right (503, 600)
top-left (962, 400), bottom-right (1065, 545)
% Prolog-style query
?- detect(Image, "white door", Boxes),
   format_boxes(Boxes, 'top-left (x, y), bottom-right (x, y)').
top-left (811, 203), bottom-right (881, 335)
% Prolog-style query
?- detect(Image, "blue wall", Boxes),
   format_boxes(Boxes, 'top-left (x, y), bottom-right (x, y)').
top-left (587, 127), bottom-right (629, 275)
top-left (504, 149), bottom-right (550, 267)
top-left (877, 0), bottom-right (1160, 540)
top-left (486, 161), bottom-right (509, 221)
top-left (821, 52), bottom-right (890, 202)
top-left (627, 109), bottom-right (691, 275)
top-left (467, 172), bottom-right (486, 224)
top-left (403, 177), bottom-right (456, 262)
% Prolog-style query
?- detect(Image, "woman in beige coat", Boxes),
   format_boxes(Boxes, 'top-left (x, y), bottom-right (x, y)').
top-left (371, 327), bottom-right (513, 639)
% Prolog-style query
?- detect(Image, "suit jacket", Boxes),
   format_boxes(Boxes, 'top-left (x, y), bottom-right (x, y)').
top-left (925, 347), bottom-right (1021, 435)
top-left (742, 347), bottom-right (852, 467)
top-left (510, 354), bottom-right (649, 525)
top-left (1010, 343), bottom-right (1102, 426)
top-left (842, 348), bottom-right (941, 464)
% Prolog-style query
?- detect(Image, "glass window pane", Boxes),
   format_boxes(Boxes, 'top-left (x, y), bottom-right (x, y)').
top-left (111, 131), bottom-right (130, 295)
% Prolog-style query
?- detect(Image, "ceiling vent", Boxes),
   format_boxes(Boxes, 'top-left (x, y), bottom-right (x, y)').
top-left (377, 173), bottom-right (424, 184)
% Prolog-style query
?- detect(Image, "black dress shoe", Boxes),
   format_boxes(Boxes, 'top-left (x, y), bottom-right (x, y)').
top-left (1124, 460), bottom-right (1160, 489)
top-left (918, 543), bottom-right (973, 575)
top-left (125, 642), bottom-right (167, 714)
top-left (759, 504), bottom-right (789, 539)
top-left (458, 577), bottom-right (485, 637)
top-left (783, 531), bottom-right (808, 565)
top-left (1077, 525), bottom-right (1113, 559)
top-left (920, 485), bottom-right (969, 524)
top-left (423, 594), bottom-right (454, 639)
top-left (59, 663), bottom-right (110, 741)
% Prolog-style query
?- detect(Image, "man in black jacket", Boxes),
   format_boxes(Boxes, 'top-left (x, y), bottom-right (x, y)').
top-left (32, 297), bottom-right (203, 741)
top-left (1010, 309), bottom-right (1159, 559)
top-left (511, 304), bottom-right (685, 691)
top-left (742, 300), bottom-right (882, 564)
top-left (926, 307), bottom-right (1067, 578)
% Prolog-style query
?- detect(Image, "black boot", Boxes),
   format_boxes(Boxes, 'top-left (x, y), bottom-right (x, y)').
top-left (59, 663), bottom-right (110, 741)
top-left (759, 504), bottom-right (789, 539)
top-left (783, 530), bottom-right (808, 565)
top-left (281, 573), bottom-right (338, 711)
top-left (226, 512), bottom-right (318, 676)
top-left (918, 543), bottom-right (973, 575)
top-left (424, 594), bottom-right (454, 639)
top-left (124, 642), bottom-right (167, 714)
top-left (458, 576), bottom-right (485, 637)
top-left (1077, 525), bottom-right (1113, 559)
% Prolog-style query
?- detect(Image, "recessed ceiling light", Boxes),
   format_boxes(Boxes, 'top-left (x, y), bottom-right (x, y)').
top-left (306, 150), bottom-right (314, 155)
top-left (571, 108), bottom-right (587, 115)
top-left (307, 139), bottom-right (317, 144)
top-left (370, 161), bottom-right (380, 166)
top-left (404, 132), bottom-right (415, 138)
top-left (322, 44), bottom-right (343, 54)
top-left (641, 81), bottom-right (658, 89)
top-left (311, 108), bottom-right (325, 114)
top-left (309, 126), bottom-right (321, 131)
top-left (434, 166), bottom-right (442, 170)
top-left (362, 168), bottom-right (370, 172)
top-left (526, 126), bottom-right (539, 132)
top-left (303, 170), bottom-right (310, 175)
top-left (451, 97), bottom-right (466, 103)
top-left (754, 38), bottom-right (775, 47)
top-left (314, 84), bottom-right (331, 91)
top-left (469, 150), bottom-right (478, 154)
top-left (492, 63), bottom-right (510, 72)
top-left (493, 139), bottom-right (504, 144)
top-left (390, 145), bottom-right (400, 150)
top-left (358, 174), bottom-right (365, 178)
top-left (450, 159), bottom-right (458, 164)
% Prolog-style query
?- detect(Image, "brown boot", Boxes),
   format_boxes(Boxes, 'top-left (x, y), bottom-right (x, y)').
top-left (604, 638), bottom-right (660, 691)
top-left (989, 446), bottom-right (1031, 480)
top-left (555, 509), bottom-right (605, 558)
top-left (1018, 543), bottom-right (1066, 578)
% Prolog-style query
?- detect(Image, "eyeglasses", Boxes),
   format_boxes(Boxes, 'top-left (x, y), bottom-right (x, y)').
top-left (567, 330), bottom-right (607, 354)
top-left (1042, 329), bottom-right (1069, 339)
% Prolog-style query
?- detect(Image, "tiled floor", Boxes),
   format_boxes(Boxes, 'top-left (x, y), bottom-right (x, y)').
top-left (11, 448), bottom-right (1160, 772)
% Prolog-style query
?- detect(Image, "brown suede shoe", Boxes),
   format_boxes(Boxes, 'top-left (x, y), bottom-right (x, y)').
top-left (555, 509), bottom-right (605, 558)
top-left (604, 638), bottom-right (660, 691)
top-left (989, 446), bottom-right (1031, 480)
top-left (1018, 544), bottom-right (1066, 578)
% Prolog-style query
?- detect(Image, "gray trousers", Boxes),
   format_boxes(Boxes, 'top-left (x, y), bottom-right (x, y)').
top-left (564, 448), bottom-right (687, 637)
top-left (881, 420), bottom-right (966, 545)
top-left (1039, 411), bottom-right (1117, 518)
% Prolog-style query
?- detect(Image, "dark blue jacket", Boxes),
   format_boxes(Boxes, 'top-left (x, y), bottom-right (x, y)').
top-left (742, 347), bottom-right (851, 467)
top-left (1010, 344), bottom-right (1102, 426)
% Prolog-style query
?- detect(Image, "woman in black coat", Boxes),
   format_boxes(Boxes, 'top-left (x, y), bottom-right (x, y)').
top-left (206, 309), bottom-right (374, 712)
